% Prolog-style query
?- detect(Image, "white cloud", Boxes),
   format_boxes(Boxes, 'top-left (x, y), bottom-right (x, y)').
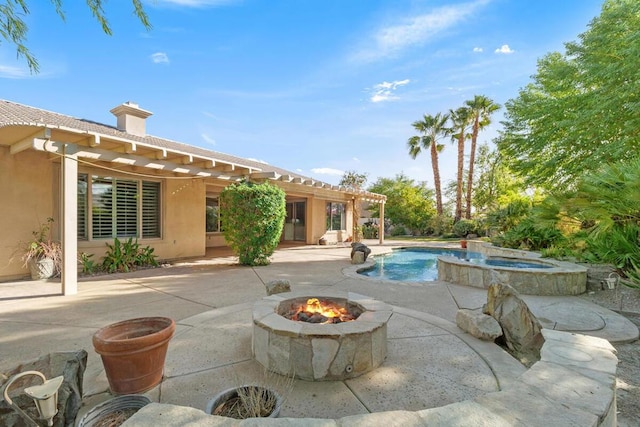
top-left (0, 64), bottom-right (30, 79)
top-left (354, 0), bottom-right (489, 62)
top-left (150, 52), bottom-right (170, 63)
top-left (311, 167), bottom-right (344, 176)
top-left (473, 47), bottom-right (483, 53)
top-left (494, 44), bottom-right (515, 54)
top-left (296, 168), bottom-right (304, 173)
top-left (369, 79), bottom-right (410, 103)
top-left (153, 0), bottom-right (240, 7)
top-left (203, 111), bottom-right (220, 120)
top-left (353, 157), bottom-right (361, 162)
top-left (201, 133), bottom-right (216, 145)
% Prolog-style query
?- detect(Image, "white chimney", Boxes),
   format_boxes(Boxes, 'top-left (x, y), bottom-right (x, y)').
top-left (110, 101), bottom-right (153, 137)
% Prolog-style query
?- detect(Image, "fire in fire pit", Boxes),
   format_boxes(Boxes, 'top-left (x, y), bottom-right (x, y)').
top-left (282, 298), bottom-right (361, 324)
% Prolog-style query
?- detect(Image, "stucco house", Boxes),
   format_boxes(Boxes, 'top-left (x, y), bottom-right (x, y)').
top-left (0, 99), bottom-right (386, 295)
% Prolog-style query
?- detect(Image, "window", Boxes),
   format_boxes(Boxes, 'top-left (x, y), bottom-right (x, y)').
top-left (206, 197), bottom-right (222, 232)
top-left (78, 174), bottom-right (161, 240)
top-left (326, 202), bottom-right (346, 231)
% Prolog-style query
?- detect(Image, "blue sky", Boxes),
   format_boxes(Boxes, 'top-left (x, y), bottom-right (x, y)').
top-left (1, 0), bottom-right (604, 188)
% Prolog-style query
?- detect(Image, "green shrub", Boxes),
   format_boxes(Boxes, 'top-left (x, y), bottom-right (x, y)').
top-left (78, 252), bottom-right (99, 275)
top-left (493, 219), bottom-right (565, 251)
top-left (101, 237), bottom-right (158, 273)
top-left (362, 224), bottom-right (379, 239)
top-left (220, 181), bottom-right (286, 266)
top-left (390, 225), bottom-right (407, 236)
top-left (452, 219), bottom-right (477, 238)
top-left (426, 215), bottom-right (453, 236)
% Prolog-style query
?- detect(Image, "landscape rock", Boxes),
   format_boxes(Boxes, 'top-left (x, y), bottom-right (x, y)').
top-left (351, 251), bottom-right (365, 264)
top-left (350, 243), bottom-right (371, 262)
top-left (456, 308), bottom-right (503, 340)
top-left (0, 350), bottom-right (87, 427)
top-left (265, 279), bottom-right (291, 295)
top-left (484, 283), bottom-right (544, 366)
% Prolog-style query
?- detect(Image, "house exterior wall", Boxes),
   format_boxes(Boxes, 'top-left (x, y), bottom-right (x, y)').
top-left (0, 146), bottom-right (361, 281)
top-left (73, 176), bottom-right (206, 263)
top-left (0, 147), bottom-right (56, 280)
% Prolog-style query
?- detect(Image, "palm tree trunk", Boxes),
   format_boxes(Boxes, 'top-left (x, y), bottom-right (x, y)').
top-left (456, 132), bottom-right (465, 222)
top-left (430, 141), bottom-right (443, 216)
top-left (466, 117), bottom-right (480, 219)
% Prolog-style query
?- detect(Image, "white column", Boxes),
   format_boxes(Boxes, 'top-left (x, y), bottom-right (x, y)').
top-left (378, 201), bottom-right (385, 244)
top-left (61, 144), bottom-right (78, 295)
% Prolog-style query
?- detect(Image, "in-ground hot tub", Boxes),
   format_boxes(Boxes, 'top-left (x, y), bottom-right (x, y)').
top-left (252, 291), bottom-right (392, 381)
top-left (438, 241), bottom-right (588, 295)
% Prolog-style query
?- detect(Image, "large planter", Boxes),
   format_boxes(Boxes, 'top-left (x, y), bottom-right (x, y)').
top-left (77, 394), bottom-right (151, 427)
top-left (93, 317), bottom-right (175, 394)
top-left (206, 385), bottom-right (282, 419)
top-left (28, 257), bottom-right (55, 280)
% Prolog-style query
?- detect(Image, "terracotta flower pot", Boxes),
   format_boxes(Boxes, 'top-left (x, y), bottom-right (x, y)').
top-left (460, 240), bottom-right (468, 249)
top-left (93, 317), bottom-right (175, 394)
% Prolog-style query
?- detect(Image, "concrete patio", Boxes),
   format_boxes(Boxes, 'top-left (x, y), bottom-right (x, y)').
top-left (1, 242), bottom-right (638, 425)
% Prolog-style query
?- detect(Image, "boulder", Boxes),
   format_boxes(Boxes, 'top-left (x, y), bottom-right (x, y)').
top-left (0, 350), bottom-right (87, 427)
top-left (456, 309), bottom-right (503, 340)
top-left (351, 251), bottom-right (365, 264)
top-left (350, 242), bottom-right (371, 262)
top-left (484, 283), bottom-right (544, 366)
top-left (265, 279), bottom-right (291, 295)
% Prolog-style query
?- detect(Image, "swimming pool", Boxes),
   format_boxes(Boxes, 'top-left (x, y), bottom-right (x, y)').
top-left (358, 248), bottom-right (483, 282)
top-left (359, 247), bottom-right (552, 282)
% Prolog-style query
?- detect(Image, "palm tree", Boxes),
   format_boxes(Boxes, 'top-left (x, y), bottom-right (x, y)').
top-left (449, 107), bottom-right (472, 223)
top-left (407, 113), bottom-right (449, 216)
top-left (464, 95), bottom-right (501, 219)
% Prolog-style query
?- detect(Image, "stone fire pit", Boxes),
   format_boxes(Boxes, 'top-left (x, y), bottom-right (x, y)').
top-left (252, 291), bottom-right (392, 381)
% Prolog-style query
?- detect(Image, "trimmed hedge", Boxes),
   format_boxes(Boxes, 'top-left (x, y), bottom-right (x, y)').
top-left (220, 181), bottom-right (286, 266)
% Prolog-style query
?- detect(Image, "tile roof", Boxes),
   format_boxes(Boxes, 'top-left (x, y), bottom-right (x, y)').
top-left (0, 99), bottom-right (310, 180)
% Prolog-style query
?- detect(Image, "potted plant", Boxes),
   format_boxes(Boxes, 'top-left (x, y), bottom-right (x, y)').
top-left (77, 394), bottom-right (151, 427)
top-left (20, 217), bottom-right (62, 280)
top-left (206, 385), bottom-right (283, 419)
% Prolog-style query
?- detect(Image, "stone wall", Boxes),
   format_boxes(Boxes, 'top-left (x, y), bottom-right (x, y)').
top-left (438, 242), bottom-right (588, 296)
top-left (122, 328), bottom-right (619, 426)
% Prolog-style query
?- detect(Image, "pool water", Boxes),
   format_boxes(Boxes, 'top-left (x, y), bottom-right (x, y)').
top-left (359, 248), bottom-right (551, 282)
top-left (359, 248), bottom-right (483, 282)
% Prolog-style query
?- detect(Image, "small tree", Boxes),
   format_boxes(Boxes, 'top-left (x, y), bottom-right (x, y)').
top-left (220, 181), bottom-right (286, 266)
top-left (339, 170), bottom-right (368, 242)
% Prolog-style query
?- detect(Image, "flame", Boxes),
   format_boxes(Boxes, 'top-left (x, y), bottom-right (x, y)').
top-left (304, 298), bottom-right (347, 319)
top-left (287, 298), bottom-right (356, 324)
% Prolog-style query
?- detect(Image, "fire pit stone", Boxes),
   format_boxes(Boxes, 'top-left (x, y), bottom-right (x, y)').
top-left (252, 291), bottom-right (392, 381)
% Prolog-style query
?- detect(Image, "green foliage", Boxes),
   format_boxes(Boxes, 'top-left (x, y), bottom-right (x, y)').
top-left (425, 215), bottom-right (453, 236)
top-left (101, 237), bottom-right (158, 273)
top-left (408, 112), bottom-right (449, 215)
top-left (78, 252), bottom-right (98, 275)
top-left (1, 1), bottom-right (151, 73)
top-left (340, 171), bottom-right (367, 242)
top-left (220, 181), bottom-right (286, 266)
top-left (361, 223), bottom-right (379, 239)
top-left (552, 156), bottom-right (640, 287)
top-left (339, 171), bottom-right (367, 190)
top-left (485, 197), bottom-right (533, 232)
top-left (390, 225), bottom-right (407, 236)
top-left (492, 218), bottom-right (566, 251)
top-left (472, 144), bottom-right (526, 215)
top-left (452, 219), bottom-right (478, 238)
top-left (368, 173), bottom-right (436, 235)
top-left (464, 96), bottom-right (501, 219)
top-left (497, 0), bottom-right (640, 190)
